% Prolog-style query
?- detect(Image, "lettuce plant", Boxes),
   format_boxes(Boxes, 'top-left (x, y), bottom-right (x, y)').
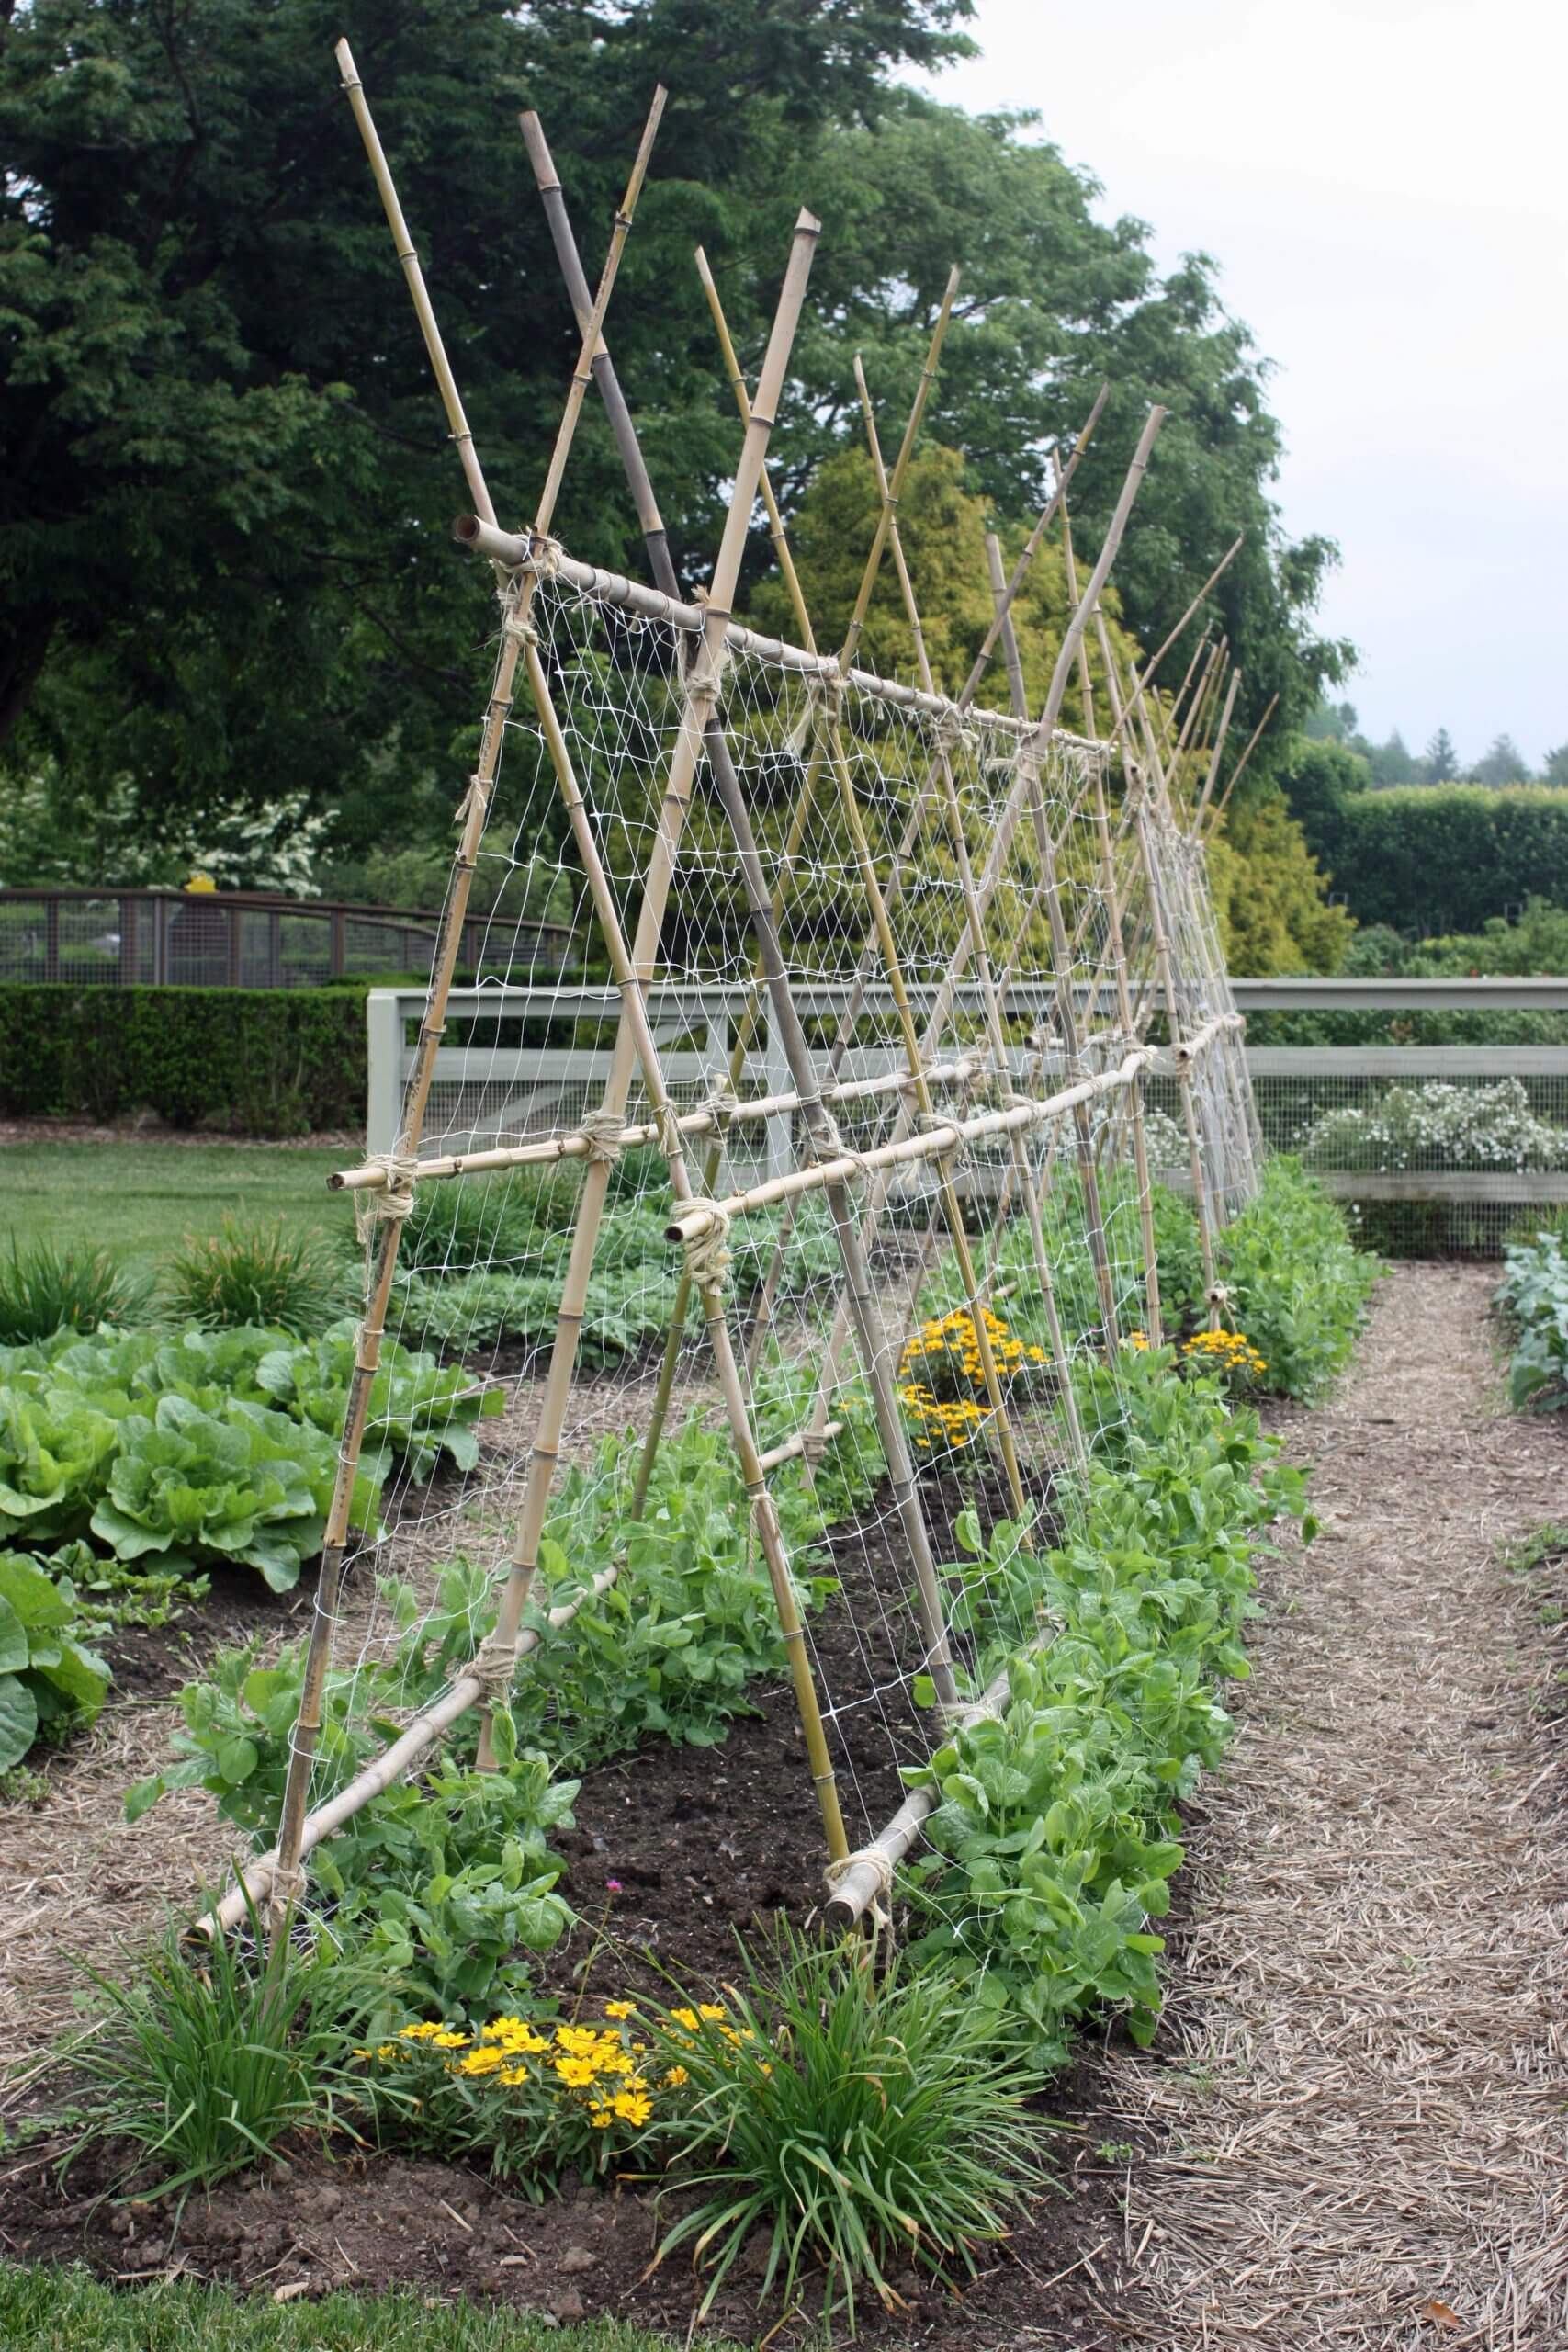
top-left (0, 1548), bottom-right (110, 1768)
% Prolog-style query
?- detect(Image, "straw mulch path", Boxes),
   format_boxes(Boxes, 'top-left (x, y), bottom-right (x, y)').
top-left (1108, 1261), bottom-right (1568, 2350)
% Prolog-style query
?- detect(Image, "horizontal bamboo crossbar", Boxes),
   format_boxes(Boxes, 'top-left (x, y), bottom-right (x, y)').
top-left (197, 1562), bottom-right (621, 1939)
top-left (666, 1051), bottom-right (1157, 1239)
top-left (454, 515), bottom-right (1100, 756)
top-left (333, 1056), bottom-right (986, 1191)
top-left (754, 1418), bottom-right (846, 1474)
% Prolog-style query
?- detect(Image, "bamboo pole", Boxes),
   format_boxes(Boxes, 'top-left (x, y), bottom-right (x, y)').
top-left (267, 66), bottom-right (666, 1930)
top-left (1207, 691), bottom-right (1279, 834)
top-left (851, 361), bottom-right (1078, 1486)
top-left (1054, 471), bottom-right (1164, 1349)
top-left (470, 214), bottom-right (851, 1847)
top-left (1193, 666), bottom-right (1241, 827)
top-left (795, 409), bottom-right (1166, 1435)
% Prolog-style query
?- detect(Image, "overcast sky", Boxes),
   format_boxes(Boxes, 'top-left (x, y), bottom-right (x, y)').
top-left (914, 0), bottom-right (1567, 769)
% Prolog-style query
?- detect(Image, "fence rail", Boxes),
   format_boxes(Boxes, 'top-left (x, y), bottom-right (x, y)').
top-left (365, 978), bottom-right (1568, 1255)
top-left (0, 888), bottom-right (574, 992)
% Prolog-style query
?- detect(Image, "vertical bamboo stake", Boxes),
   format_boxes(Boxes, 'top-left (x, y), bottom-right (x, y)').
top-left (1053, 480), bottom-right (1163, 1348)
top-left (852, 361), bottom-right (1077, 1487)
top-left (800, 408), bottom-right (1166, 1430)
top-left (1206, 691), bottom-right (1279, 834)
top-left (474, 217), bottom-right (849, 1806)
top-left (270, 65), bottom-right (666, 1914)
top-left (1193, 667), bottom-right (1241, 828)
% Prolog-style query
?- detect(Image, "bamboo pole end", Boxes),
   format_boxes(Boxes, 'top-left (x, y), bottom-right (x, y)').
top-left (334, 36), bottom-right (358, 82)
top-left (794, 208), bottom-right (822, 237)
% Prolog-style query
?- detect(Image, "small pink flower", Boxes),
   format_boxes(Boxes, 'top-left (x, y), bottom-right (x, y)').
top-left (606, 1879), bottom-right (623, 1893)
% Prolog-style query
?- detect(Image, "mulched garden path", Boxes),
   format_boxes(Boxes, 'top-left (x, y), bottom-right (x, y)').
top-left (1094, 1261), bottom-right (1568, 2349)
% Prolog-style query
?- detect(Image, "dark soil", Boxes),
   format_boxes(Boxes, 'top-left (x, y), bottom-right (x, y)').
top-left (0, 2063), bottom-right (1145, 2349)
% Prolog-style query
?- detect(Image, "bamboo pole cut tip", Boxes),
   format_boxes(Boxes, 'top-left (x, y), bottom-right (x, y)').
top-left (453, 512), bottom-right (482, 546)
top-left (694, 243), bottom-right (714, 286)
top-left (795, 208), bottom-right (822, 236)
top-left (942, 262), bottom-right (962, 300)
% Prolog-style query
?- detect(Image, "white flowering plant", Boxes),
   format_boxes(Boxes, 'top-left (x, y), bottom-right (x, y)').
top-left (1296, 1079), bottom-right (1566, 1176)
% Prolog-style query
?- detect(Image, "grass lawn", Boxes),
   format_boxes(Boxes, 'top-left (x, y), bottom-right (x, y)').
top-left (0, 1144), bottom-right (355, 1281)
top-left (0, 2266), bottom-right (722, 2352)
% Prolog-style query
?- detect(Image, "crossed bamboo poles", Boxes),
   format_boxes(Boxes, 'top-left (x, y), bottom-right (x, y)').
top-left (227, 51), bottom-right (1255, 1934)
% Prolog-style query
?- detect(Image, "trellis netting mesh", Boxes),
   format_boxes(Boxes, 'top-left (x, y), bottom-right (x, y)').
top-left (221, 552), bottom-right (1260, 1937)
top-left (214, 66), bottom-right (1262, 1939)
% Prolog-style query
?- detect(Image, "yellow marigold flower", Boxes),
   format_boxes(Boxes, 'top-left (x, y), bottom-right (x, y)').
top-left (604, 1999), bottom-right (636, 2020)
top-left (553, 2025), bottom-right (602, 2055)
top-left (612, 2090), bottom-right (652, 2125)
top-left (431, 2030), bottom-right (470, 2049)
top-left (456, 2047), bottom-right (510, 2076)
top-left (399, 2021), bottom-right (446, 2041)
top-left (500, 2064), bottom-right (531, 2086)
top-left (588, 2106), bottom-right (615, 2130)
top-left (662, 2064), bottom-right (689, 2087)
top-left (670, 2007), bottom-right (700, 2032)
top-left (554, 2055), bottom-right (600, 2087)
top-left (697, 2003), bottom-right (728, 2021)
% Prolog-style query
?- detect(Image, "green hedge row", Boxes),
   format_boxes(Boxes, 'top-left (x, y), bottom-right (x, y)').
top-left (1312, 782), bottom-right (1568, 934)
top-left (0, 985), bottom-right (365, 1134)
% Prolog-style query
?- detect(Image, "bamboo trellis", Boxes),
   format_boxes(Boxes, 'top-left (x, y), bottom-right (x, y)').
top-left (206, 51), bottom-right (1267, 1941)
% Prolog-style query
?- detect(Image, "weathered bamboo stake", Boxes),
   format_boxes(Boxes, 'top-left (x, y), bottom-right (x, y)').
top-left (669, 1054), bottom-right (1154, 1238)
top-left (1193, 666), bottom-right (1241, 827)
top-left (740, 395), bottom-right (1110, 1372)
top-left (1055, 472), bottom-right (1164, 1349)
top-left (852, 366), bottom-right (1081, 1479)
top-left (758, 296), bottom-right (1038, 1538)
top-left (267, 67), bottom-right (666, 1928)
top-left (473, 214), bottom-right (850, 1822)
top-left (332, 1057), bottom-right (983, 1193)
top-left (665, 281), bottom-right (977, 1702)
top-left (1206, 690), bottom-right (1279, 834)
top-left (519, 604), bottom-right (850, 1855)
top-left (200, 1564), bottom-right (622, 1936)
top-left (627, 243), bottom-right (839, 1516)
top-left (797, 409), bottom-right (1166, 1430)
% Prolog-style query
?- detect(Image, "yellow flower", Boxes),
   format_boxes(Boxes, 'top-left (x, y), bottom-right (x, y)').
top-left (612, 2090), bottom-right (652, 2125)
top-left (553, 2025), bottom-right (602, 2055)
top-left (431, 2030), bottom-right (470, 2049)
top-left (670, 2007), bottom-right (700, 2033)
top-left (604, 1999), bottom-right (636, 2021)
top-left (553, 2055), bottom-right (600, 2087)
top-left (456, 2046), bottom-right (510, 2077)
top-left (588, 2106), bottom-right (615, 2130)
top-left (697, 2003), bottom-right (728, 2022)
top-left (662, 2064), bottom-right (689, 2087)
top-left (399, 2021), bottom-right (446, 2041)
top-left (500, 2065), bottom-right (531, 2086)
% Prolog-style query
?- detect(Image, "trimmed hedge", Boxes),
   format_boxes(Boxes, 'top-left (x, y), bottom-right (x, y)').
top-left (0, 984), bottom-right (365, 1134)
top-left (1311, 782), bottom-right (1568, 935)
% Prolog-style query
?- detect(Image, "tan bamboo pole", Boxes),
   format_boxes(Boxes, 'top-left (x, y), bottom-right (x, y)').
top-left (797, 409), bottom-right (1165, 1430)
top-left (333, 1057), bottom-right (983, 1193)
top-left (626, 244), bottom-right (835, 1516)
top-left (267, 74), bottom-right (666, 1928)
top-left (200, 1562), bottom-right (623, 1937)
top-left (1207, 691), bottom-right (1279, 835)
top-left (736, 396), bottom-right (1113, 1391)
top-left (1053, 479), bottom-right (1163, 1347)
top-left (852, 361), bottom-right (1078, 1483)
top-left (472, 211), bottom-right (842, 1790)
top-left (1193, 667), bottom-right (1241, 827)
top-left (667, 1056), bottom-right (1155, 1237)
top-left (518, 609), bottom-right (849, 1857)
top-left (1129, 749), bottom-right (1219, 1307)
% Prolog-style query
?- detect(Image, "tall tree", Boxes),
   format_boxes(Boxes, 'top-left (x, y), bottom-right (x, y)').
top-left (1423, 727), bottom-right (1459, 783)
top-left (1, 0), bottom-right (1346, 875)
top-left (1468, 731), bottom-right (1527, 786)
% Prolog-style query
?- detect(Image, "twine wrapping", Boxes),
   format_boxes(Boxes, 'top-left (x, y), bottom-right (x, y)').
top-left (786, 665), bottom-right (847, 755)
top-left (468, 1630), bottom-right (520, 1702)
top-left (934, 705), bottom-right (975, 757)
top-left (502, 612), bottom-right (540, 651)
top-left (454, 770), bottom-right (491, 830)
top-left (681, 1202), bottom-right (732, 1293)
top-left (576, 1108), bottom-right (627, 1167)
top-left (686, 640), bottom-right (730, 704)
top-left (825, 1842), bottom-right (896, 1934)
top-left (354, 1151), bottom-right (419, 1245)
top-left (525, 534), bottom-right (564, 582)
top-left (917, 1110), bottom-right (964, 1160)
top-left (266, 1861), bottom-right (307, 1929)
top-left (703, 1069), bottom-right (740, 1134)
top-left (655, 1101), bottom-right (688, 1167)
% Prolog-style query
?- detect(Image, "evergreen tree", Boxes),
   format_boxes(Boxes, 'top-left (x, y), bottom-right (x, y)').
top-left (1423, 728), bottom-right (1460, 783)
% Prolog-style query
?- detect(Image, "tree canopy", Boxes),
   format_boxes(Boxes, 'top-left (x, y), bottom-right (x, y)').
top-left (2, 0), bottom-right (1348, 880)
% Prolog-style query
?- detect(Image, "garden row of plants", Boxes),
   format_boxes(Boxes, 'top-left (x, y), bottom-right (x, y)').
top-left (1496, 1219), bottom-right (1568, 1411)
top-left (4, 1164), bottom-right (1378, 2325)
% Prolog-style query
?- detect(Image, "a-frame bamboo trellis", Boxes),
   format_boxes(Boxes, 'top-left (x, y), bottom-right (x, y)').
top-left (207, 48), bottom-right (1263, 1941)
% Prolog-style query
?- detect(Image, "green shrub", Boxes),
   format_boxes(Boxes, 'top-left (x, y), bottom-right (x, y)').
top-left (0, 1237), bottom-right (148, 1343)
top-left (162, 1215), bottom-right (351, 1333)
top-left (0, 984), bottom-right (364, 1133)
top-left (0, 1548), bottom-right (110, 1767)
top-left (1217, 1159), bottom-right (1377, 1399)
top-left (1497, 1228), bottom-right (1568, 1410)
top-left (646, 1925), bottom-right (1049, 2329)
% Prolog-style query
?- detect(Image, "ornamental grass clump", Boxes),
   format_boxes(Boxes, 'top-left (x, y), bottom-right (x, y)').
top-left (162, 1216), bottom-right (350, 1336)
top-left (645, 1924), bottom-right (1049, 2331)
top-left (0, 1238), bottom-right (148, 1345)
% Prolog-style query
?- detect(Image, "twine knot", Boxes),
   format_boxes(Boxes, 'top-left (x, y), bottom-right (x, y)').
top-left (681, 1203), bottom-right (732, 1294)
top-left (265, 1861), bottom-right (307, 1931)
top-left (354, 1151), bottom-right (419, 1245)
top-left (469, 1630), bottom-right (519, 1702)
top-left (576, 1109), bottom-right (627, 1167)
top-left (502, 612), bottom-right (540, 650)
top-left (704, 1069), bottom-right (741, 1134)
top-left (934, 706), bottom-right (973, 757)
top-left (454, 771), bottom-right (491, 830)
top-left (525, 534), bottom-right (564, 582)
top-left (825, 1842), bottom-right (896, 1932)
